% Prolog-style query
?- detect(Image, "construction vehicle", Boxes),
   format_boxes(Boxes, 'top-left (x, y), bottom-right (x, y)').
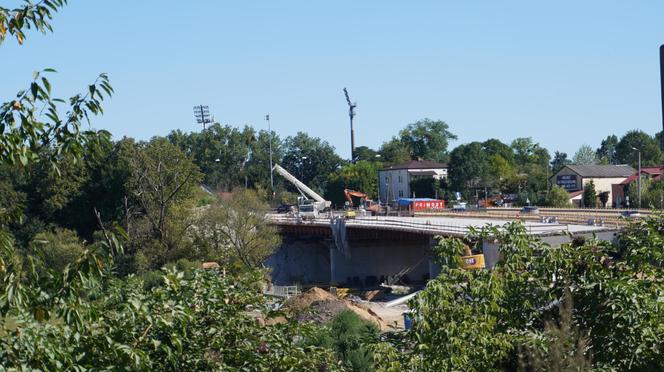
top-left (461, 245), bottom-right (485, 270)
top-left (343, 189), bottom-right (381, 217)
top-left (272, 164), bottom-right (331, 219)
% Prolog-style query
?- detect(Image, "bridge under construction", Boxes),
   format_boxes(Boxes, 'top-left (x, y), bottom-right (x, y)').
top-left (265, 210), bottom-right (623, 286)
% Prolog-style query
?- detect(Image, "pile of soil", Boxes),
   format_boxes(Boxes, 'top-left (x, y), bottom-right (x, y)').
top-left (284, 287), bottom-right (387, 330)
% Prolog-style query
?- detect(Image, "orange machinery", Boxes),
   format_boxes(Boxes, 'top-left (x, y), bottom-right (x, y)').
top-left (343, 189), bottom-right (382, 216)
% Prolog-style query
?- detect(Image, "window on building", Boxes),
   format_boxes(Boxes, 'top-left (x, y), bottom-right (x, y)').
top-left (398, 175), bottom-right (402, 183)
top-left (398, 190), bottom-right (403, 197)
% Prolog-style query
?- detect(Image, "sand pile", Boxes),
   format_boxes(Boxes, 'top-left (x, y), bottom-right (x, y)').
top-left (284, 287), bottom-right (387, 330)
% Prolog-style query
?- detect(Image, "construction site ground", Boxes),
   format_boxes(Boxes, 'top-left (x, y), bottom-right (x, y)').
top-left (283, 287), bottom-right (410, 331)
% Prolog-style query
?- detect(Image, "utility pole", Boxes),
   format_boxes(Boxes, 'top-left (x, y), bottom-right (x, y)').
top-left (193, 105), bottom-right (211, 130)
top-left (660, 44), bottom-right (664, 151)
top-left (632, 147), bottom-right (642, 209)
top-left (343, 88), bottom-right (357, 161)
top-left (265, 114), bottom-right (274, 193)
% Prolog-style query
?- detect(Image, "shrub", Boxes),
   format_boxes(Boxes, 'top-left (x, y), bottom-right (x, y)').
top-left (27, 228), bottom-right (85, 272)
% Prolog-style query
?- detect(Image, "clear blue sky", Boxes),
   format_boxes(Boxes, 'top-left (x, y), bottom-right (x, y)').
top-left (3, 1), bottom-right (663, 159)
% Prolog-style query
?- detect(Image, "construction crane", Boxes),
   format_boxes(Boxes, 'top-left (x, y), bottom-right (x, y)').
top-left (272, 164), bottom-right (331, 218)
top-left (343, 88), bottom-right (356, 160)
top-left (343, 189), bottom-right (381, 216)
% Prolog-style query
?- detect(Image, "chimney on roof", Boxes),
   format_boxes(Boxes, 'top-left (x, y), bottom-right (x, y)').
top-left (417, 157), bottom-right (423, 161)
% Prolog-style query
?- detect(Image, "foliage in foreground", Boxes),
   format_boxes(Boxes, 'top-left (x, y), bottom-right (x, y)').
top-left (309, 310), bottom-right (380, 371)
top-left (372, 214), bottom-right (664, 371)
top-left (0, 253), bottom-right (338, 370)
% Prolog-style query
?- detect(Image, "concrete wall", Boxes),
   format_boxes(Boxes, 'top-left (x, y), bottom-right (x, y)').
top-left (581, 177), bottom-right (627, 207)
top-left (265, 238), bottom-right (331, 285)
top-left (267, 235), bottom-right (434, 286)
top-left (330, 240), bottom-right (431, 286)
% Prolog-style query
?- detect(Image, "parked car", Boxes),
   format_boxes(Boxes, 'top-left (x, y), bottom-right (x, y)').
top-left (621, 210), bottom-right (642, 218)
top-left (275, 204), bottom-right (295, 213)
top-left (520, 206), bottom-right (540, 215)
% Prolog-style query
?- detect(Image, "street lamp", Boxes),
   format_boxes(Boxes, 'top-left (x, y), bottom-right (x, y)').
top-left (632, 147), bottom-right (641, 209)
top-left (265, 114), bottom-right (274, 193)
top-left (300, 156), bottom-right (308, 180)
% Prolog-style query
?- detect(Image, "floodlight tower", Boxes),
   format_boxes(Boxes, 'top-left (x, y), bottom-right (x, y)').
top-left (343, 88), bottom-right (357, 161)
top-left (193, 105), bottom-right (212, 130)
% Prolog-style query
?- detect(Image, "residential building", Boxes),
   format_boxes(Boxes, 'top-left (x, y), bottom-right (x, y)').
top-left (378, 159), bottom-right (448, 203)
top-left (612, 166), bottom-right (663, 207)
top-left (550, 164), bottom-right (636, 207)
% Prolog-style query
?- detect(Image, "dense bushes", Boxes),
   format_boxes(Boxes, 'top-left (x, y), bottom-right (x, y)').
top-left (371, 214), bottom-right (664, 370)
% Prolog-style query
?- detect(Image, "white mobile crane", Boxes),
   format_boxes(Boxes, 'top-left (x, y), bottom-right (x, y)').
top-left (272, 164), bottom-right (331, 219)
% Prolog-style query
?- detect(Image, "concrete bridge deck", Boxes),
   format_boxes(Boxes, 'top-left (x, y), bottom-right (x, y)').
top-left (267, 214), bottom-right (613, 237)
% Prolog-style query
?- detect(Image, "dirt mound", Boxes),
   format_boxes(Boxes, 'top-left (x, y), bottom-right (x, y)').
top-left (284, 287), bottom-right (387, 330)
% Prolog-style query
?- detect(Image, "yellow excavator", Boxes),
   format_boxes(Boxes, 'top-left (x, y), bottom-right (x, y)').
top-left (461, 245), bottom-right (485, 270)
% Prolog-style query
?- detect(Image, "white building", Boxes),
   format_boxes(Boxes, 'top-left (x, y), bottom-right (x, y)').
top-left (550, 164), bottom-right (636, 207)
top-left (378, 160), bottom-right (448, 203)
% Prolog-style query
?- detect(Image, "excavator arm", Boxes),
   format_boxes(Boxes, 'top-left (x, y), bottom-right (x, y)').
top-left (343, 189), bottom-right (368, 207)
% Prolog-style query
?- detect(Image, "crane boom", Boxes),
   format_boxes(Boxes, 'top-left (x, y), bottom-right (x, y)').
top-left (272, 164), bottom-right (328, 205)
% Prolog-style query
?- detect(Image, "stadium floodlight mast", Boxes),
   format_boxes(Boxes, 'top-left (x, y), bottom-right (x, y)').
top-left (343, 88), bottom-right (357, 161)
top-left (193, 105), bottom-right (212, 130)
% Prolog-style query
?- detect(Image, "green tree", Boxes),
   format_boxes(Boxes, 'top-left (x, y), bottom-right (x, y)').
top-left (614, 130), bottom-right (663, 168)
top-left (28, 228), bottom-right (84, 272)
top-left (596, 134), bottom-right (618, 164)
top-left (550, 151), bottom-right (571, 172)
top-left (378, 138), bottom-right (411, 165)
top-left (282, 132), bottom-right (343, 194)
top-left (545, 185), bottom-right (571, 207)
top-left (312, 310), bottom-right (379, 371)
top-left (373, 216), bottom-right (664, 370)
top-left (486, 154), bottom-right (516, 189)
top-left (168, 124), bottom-right (256, 191)
top-left (626, 178), bottom-right (664, 209)
top-left (245, 129), bottom-right (284, 191)
top-left (195, 189), bottom-right (281, 269)
top-left (572, 144), bottom-right (598, 165)
top-left (325, 160), bottom-right (381, 206)
top-left (128, 138), bottom-right (202, 242)
top-left (482, 138), bottom-right (515, 164)
top-left (511, 137), bottom-right (550, 170)
top-left (0, 1), bottom-right (67, 45)
top-left (582, 180), bottom-right (597, 208)
top-left (352, 145), bottom-right (379, 162)
top-left (448, 142), bottom-right (489, 193)
top-left (398, 118), bottom-right (457, 163)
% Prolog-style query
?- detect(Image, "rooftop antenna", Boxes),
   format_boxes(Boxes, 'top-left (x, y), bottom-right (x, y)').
top-left (343, 88), bottom-right (357, 161)
top-left (193, 105), bottom-right (211, 130)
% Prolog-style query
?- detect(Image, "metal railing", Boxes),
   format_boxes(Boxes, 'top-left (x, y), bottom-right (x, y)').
top-left (264, 285), bottom-right (300, 299)
top-left (266, 214), bottom-right (606, 236)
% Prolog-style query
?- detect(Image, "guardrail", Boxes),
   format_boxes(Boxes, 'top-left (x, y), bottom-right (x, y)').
top-left (266, 214), bottom-right (609, 237)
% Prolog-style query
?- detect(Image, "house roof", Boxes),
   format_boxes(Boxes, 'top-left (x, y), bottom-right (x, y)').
top-left (381, 159), bottom-right (448, 171)
top-left (620, 166), bottom-right (664, 185)
top-left (568, 190), bottom-right (584, 199)
top-left (562, 164), bottom-right (636, 178)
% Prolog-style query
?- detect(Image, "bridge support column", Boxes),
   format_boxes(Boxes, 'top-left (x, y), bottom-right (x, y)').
top-left (428, 236), bottom-right (441, 279)
top-left (330, 245), bottom-right (350, 285)
top-left (481, 240), bottom-right (501, 268)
